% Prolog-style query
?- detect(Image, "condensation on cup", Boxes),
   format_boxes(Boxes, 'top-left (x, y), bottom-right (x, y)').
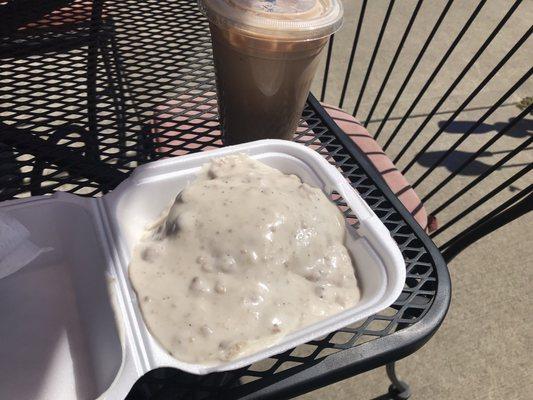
top-left (198, 0), bottom-right (343, 145)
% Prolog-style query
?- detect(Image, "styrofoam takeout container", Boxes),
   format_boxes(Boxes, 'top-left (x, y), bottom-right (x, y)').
top-left (0, 140), bottom-right (405, 399)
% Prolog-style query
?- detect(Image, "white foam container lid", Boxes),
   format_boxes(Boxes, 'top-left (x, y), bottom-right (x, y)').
top-left (0, 140), bottom-right (405, 399)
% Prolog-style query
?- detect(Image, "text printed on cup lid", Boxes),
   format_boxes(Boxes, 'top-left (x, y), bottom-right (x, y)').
top-left (233, 0), bottom-right (317, 14)
top-left (198, 0), bottom-right (343, 40)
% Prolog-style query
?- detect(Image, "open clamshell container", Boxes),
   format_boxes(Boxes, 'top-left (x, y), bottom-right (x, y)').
top-left (0, 140), bottom-right (405, 399)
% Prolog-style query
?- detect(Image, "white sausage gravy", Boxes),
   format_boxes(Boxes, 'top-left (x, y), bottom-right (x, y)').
top-left (129, 154), bottom-right (360, 363)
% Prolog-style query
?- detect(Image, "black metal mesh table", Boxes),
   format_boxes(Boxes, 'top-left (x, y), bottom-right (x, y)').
top-left (0, 1), bottom-right (451, 398)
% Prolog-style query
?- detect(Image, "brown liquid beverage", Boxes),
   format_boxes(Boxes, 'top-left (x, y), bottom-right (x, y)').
top-left (210, 24), bottom-right (327, 144)
top-left (199, 0), bottom-right (343, 145)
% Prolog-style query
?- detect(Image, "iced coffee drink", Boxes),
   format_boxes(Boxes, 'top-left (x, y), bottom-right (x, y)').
top-left (198, 0), bottom-right (343, 145)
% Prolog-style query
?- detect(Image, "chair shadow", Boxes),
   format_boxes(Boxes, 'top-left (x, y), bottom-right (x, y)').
top-left (438, 118), bottom-right (533, 138)
top-left (438, 117), bottom-right (532, 139)
top-left (416, 149), bottom-right (493, 176)
top-left (416, 118), bottom-right (533, 177)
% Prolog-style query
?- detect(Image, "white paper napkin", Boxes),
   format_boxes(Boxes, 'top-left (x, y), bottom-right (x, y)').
top-left (0, 211), bottom-right (51, 280)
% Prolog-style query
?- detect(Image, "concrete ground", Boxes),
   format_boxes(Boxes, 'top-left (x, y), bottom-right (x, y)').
top-left (302, 0), bottom-right (532, 399)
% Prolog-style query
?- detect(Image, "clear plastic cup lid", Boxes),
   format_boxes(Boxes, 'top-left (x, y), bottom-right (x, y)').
top-left (198, 0), bottom-right (343, 40)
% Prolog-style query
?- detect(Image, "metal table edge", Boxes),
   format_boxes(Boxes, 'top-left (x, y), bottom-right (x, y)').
top-left (307, 93), bottom-right (452, 347)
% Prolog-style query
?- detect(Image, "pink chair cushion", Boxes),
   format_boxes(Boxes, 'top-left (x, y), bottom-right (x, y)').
top-left (150, 95), bottom-right (427, 230)
top-left (322, 104), bottom-right (427, 230)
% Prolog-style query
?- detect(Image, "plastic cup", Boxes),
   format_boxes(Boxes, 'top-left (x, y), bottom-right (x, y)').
top-left (198, 0), bottom-right (343, 145)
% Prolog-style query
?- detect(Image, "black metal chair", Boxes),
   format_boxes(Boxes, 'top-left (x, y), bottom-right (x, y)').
top-left (314, 1), bottom-right (531, 398)
top-left (0, 0), bottom-right (129, 198)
